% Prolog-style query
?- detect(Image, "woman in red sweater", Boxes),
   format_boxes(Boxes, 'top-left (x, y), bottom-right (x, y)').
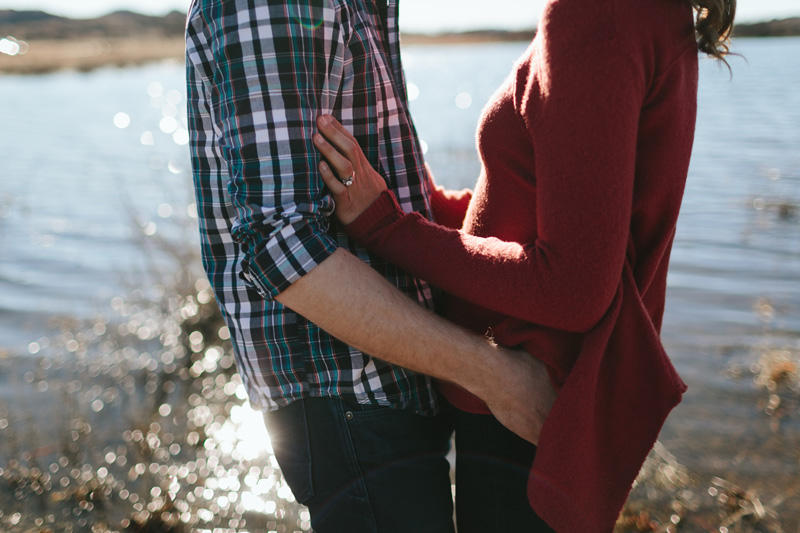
top-left (313, 0), bottom-right (735, 530)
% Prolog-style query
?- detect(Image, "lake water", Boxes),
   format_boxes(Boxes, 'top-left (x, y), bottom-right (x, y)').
top-left (1, 37), bottom-right (799, 523)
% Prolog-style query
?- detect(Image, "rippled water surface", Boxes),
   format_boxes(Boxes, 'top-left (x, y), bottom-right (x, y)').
top-left (0, 37), bottom-right (799, 529)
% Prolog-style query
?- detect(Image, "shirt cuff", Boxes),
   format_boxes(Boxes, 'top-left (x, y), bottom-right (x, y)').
top-left (344, 190), bottom-right (405, 245)
top-left (241, 220), bottom-right (340, 300)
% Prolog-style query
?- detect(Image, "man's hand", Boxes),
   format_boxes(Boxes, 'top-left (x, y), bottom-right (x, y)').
top-left (313, 115), bottom-right (388, 225)
top-left (475, 349), bottom-right (556, 444)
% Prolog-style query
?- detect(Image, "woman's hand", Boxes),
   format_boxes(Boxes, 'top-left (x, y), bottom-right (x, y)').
top-left (313, 115), bottom-right (388, 225)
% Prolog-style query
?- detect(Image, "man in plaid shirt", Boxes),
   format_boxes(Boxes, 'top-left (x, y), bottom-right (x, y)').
top-left (186, 0), bottom-right (552, 530)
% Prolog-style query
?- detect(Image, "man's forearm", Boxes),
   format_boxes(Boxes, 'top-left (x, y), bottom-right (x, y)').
top-left (303, 119), bottom-right (547, 426)
top-left (275, 247), bottom-right (555, 443)
top-left (275, 247), bottom-right (496, 398)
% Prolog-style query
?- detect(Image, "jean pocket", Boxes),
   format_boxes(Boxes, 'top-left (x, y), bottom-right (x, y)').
top-left (340, 399), bottom-right (408, 425)
top-left (263, 400), bottom-right (314, 504)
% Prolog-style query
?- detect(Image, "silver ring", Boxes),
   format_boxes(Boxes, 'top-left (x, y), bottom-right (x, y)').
top-left (341, 173), bottom-right (355, 187)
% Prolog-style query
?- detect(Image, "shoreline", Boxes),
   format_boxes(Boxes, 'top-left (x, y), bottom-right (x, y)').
top-left (0, 34), bottom-right (537, 76)
top-left (0, 37), bottom-right (186, 75)
top-left (2, 333), bottom-right (798, 530)
top-left (2, 33), bottom-right (799, 76)
top-left (1, 9), bottom-right (798, 75)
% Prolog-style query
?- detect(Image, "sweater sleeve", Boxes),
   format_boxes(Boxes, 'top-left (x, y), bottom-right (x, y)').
top-left (347, 38), bottom-right (644, 333)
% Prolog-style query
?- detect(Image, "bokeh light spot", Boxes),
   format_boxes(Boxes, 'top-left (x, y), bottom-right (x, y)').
top-left (147, 81), bottom-right (164, 98)
top-left (173, 129), bottom-right (190, 146)
top-left (455, 92), bottom-right (472, 109)
top-left (159, 116), bottom-right (178, 134)
top-left (407, 82), bottom-right (420, 101)
top-left (114, 112), bottom-right (131, 129)
top-left (0, 37), bottom-right (21, 56)
top-left (157, 203), bottom-right (173, 218)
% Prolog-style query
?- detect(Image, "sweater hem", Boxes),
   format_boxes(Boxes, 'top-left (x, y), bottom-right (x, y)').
top-left (528, 474), bottom-right (616, 533)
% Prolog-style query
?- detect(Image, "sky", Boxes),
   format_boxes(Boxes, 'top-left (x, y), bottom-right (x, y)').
top-left (0, 0), bottom-right (798, 32)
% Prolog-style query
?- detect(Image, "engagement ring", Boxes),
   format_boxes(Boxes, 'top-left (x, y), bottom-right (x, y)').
top-left (341, 173), bottom-right (355, 187)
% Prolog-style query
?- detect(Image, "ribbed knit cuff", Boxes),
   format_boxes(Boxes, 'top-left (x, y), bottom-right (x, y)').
top-left (344, 189), bottom-right (405, 245)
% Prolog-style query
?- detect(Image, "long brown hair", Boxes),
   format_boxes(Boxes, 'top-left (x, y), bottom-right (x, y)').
top-left (690, 0), bottom-right (736, 60)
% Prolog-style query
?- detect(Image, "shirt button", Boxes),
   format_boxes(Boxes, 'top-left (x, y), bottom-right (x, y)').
top-left (345, 411), bottom-right (354, 420)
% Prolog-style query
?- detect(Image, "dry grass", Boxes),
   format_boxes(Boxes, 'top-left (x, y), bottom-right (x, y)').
top-left (0, 32), bottom-right (540, 76)
top-left (0, 38), bottom-right (185, 75)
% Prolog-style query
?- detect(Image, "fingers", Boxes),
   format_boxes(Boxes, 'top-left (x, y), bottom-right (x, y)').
top-left (313, 132), bottom-right (355, 183)
top-left (316, 115), bottom-right (363, 164)
top-left (318, 160), bottom-right (347, 195)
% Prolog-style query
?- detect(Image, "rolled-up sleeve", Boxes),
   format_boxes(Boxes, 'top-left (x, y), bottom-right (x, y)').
top-left (203, 0), bottom-right (348, 298)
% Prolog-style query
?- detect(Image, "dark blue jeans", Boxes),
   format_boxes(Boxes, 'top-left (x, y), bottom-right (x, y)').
top-left (454, 410), bottom-right (555, 532)
top-left (263, 397), bottom-right (455, 533)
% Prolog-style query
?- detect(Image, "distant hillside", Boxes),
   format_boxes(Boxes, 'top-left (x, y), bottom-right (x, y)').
top-left (402, 29), bottom-right (535, 44)
top-left (735, 17), bottom-right (800, 37)
top-left (0, 10), bottom-right (186, 40)
top-left (1, 9), bottom-right (799, 42)
top-left (0, 10), bottom-right (55, 25)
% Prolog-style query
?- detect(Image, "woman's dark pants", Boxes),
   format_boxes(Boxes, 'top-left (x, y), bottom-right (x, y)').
top-left (454, 409), bottom-right (555, 532)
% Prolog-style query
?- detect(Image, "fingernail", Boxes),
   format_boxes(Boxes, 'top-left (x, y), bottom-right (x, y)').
top-left (319, 115), bottom-right (331, 125)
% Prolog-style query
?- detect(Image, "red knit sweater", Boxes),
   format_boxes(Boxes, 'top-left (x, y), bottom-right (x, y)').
top-left (346, 0), bottom-right (698, 529)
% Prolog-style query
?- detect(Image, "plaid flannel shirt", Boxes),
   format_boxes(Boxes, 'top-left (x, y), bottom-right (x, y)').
top-left (186, 0), bottom-right (440, 414)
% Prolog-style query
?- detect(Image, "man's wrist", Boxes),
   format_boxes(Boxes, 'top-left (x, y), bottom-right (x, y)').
top-left (454, 336), bottom-right (506, 400)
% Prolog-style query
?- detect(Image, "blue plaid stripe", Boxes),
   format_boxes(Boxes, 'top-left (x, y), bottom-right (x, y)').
top-left (186, 0), bottom-right (439, 414)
